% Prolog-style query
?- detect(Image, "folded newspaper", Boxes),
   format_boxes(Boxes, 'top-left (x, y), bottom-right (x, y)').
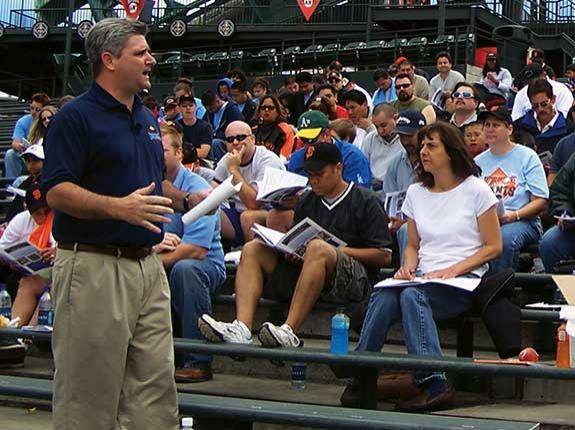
top-left (374, 277), bottom-right (481, 292)
top-left (256, 167), bottom-right (309, 203)
top-left (0, 240), bottom-right (51, 275)
top-left (251, 217), bottom-right (346, 260)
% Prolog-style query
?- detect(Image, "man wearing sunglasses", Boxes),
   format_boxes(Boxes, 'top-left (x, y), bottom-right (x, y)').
top-left (449, 82), bottom-right (479, 131)
top-left (511, 62), bottom-right (573, 121)
top-left (513, 79), bottom-right (573, 158)
top-left (391, 73), bottom-right (436, 125)
top-left (6, 92), bottom-right (50, 178)
top-left (212, 120), bottom-right (285, 245)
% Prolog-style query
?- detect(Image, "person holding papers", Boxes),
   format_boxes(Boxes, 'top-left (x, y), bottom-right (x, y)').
top-left (154, 124), bottom-right (225, 383)
top-left (213, 120), bottom-right (285, 245)
top-left (352, 122), bottom-right (502, 412)
top-left (199, 143), bottom-right (392, 348)
top-left (539, 152), bottom-right (575, 272)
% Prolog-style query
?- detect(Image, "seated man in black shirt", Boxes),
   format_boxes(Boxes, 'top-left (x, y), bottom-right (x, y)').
top-left (199, 143), bottom-right (393, 347)
top-left (177, 94), bottom-right (214, 160)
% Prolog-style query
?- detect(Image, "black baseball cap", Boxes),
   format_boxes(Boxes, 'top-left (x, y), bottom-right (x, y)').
top-left (303, 142), bottom-right (342, 172)
top-left (478, 106), bottom-right (512, 125)
top-left (394, 110), bottom-right (426, 135)
top-left (25, 180), bottom-right (48, 215)
top-left (178, 94), bottom-right (195, 105)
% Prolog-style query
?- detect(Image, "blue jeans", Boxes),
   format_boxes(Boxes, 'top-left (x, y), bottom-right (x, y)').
top-left (539, 226), bottom-right (575, 273)
top-left (4, 149), bottom-right (24, 178)
top-left (169, 258), bottom-right (226, 367)
top-left (490, 219), bottom-right (541, 273)
top-left (356, 283), bottom-right (474, 386)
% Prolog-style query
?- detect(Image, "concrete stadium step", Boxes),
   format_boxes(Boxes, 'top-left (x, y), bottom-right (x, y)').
top-left (1, 375), bottom-right (575, 429)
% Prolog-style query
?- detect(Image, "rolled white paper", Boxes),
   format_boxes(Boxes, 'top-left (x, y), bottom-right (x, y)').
top-left (182, 175), bottom-right (242, 225)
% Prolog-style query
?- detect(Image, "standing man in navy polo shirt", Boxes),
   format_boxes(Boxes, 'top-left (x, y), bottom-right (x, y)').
top-left (43, 18), bottom-right (182, 430)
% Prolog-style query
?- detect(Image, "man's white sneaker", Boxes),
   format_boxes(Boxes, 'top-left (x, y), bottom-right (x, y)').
top-left (198, 315), bottom-right (253, 344)
top-left (258, 322), bottom-right (301, 348)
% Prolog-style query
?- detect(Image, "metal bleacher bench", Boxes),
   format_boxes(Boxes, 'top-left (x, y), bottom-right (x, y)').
top-left (2, 328), bottom-right (574, 410)
top-left (0, 375), bottom-right (540, 429)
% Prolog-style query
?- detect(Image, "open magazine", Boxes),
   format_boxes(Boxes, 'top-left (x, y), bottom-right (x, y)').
top-left (374, 277), bottom-right (481, 292)
top-left (256, 167), bottom-right (309, 203)
top-left (383, 190), bottom-right (407, 219)
top-left (0, 240), bottom-right (51, 275)
top-left (251, 217), bottom-right (346, 260)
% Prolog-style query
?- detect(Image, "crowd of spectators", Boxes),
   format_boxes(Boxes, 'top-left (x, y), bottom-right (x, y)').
top-left (3, 45), bottom-right (575, 412)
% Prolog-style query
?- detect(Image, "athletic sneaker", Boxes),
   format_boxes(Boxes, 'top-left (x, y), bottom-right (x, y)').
top-left (198, 315), bottom-right (253, 344)
top-left (258, 322), bottom-right (301, 348)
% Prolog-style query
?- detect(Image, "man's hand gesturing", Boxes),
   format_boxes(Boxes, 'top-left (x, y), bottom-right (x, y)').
top-left (114, 183), bottom-right (173, 234)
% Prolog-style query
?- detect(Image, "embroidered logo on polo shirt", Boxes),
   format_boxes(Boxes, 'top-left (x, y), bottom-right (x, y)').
top-left (148, 125), bottom-right (161, 142)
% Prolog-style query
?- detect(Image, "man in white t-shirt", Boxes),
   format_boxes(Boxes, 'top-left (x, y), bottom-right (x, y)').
top-left (213, 121), bottom-right (285, 244)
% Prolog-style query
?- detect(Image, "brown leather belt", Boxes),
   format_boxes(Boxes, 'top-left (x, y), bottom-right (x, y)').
top-left (58, 243), bottom-right (153, 260)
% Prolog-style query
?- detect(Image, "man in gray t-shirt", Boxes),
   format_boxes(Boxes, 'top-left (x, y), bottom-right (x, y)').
top-left (429, 51), bottom-right (465, 101)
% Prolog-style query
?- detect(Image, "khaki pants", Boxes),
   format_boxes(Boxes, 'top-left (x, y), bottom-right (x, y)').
top-left (51, 248), bottom-right (179, 430)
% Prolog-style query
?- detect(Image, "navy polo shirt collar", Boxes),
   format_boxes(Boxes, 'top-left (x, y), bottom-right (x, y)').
top-left (88, 81), bottom-right (143, 113)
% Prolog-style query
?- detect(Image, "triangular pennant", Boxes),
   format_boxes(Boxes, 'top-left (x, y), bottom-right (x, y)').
top-left (120, 0), bottom-right (146, 20)
top-left (297, 0), bottom-right (321, 22)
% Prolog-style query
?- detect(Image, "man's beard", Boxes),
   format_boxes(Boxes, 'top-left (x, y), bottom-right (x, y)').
top-left (397, 91), bottom-right (411, 102)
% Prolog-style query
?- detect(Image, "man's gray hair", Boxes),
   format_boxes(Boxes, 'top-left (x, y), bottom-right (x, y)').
top-left (85, 18), bottom-right (148, 77)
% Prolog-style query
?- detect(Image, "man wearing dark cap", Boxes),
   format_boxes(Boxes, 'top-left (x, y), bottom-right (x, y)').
top-left (176, 93), bottom-right (214, 159)
top-left (475, 107), bottom-right (548, 273)
top-left (199, 142), bottom-right (392, 348)
top-left (511, 62), bottom-right (573, 121)
top-left (160, 95), bottom-right (180, 124)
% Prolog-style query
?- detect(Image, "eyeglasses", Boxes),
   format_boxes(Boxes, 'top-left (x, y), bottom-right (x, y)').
top-left (531, 99), bottom-right (552, 110)
top-left (452, 91), bottom-right (475, 99)
top-left (260, 105), bottom-right (276, 111)
top-left (41, 116), bottom-right (52, 123)
top-left (225, 134), bottom-right (251, 143)
top-left (395, 83), bottom-right (412, 90)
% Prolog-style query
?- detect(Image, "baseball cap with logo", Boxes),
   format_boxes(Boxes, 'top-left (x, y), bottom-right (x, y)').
top-left (25, 180), bottom-right (48, 214)
top-left (178, 94), bottom-right (195, 105)
top-left (394, 110), bottom-right (427, 135)
top-left (296, 110), bottom-right (330, 140)
top-left (163, 95), bottom-right (178, 108)
top-left (303, 142), bottom-right (343, 172)
top-left (20, 144), bottom-right (45, 161)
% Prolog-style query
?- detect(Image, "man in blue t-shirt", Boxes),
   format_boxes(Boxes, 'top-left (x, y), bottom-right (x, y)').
top-left (6, 92), bottom-right (50, 177)
top-left (157, 125), bottom-right (225, 383)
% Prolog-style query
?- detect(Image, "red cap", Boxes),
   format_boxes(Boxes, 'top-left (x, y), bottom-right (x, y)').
top-left (394, 56), bottom-right (408, 65)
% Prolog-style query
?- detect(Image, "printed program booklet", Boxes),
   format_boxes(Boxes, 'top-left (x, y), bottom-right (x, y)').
top-left (374, 277), bottom-right (481, 292)
top-left (0, 240), bottom-right (51, 275)
top-left (256, 167), bottom-right (309, 203)
top-left (383, 190), bottom-right (407, 219)
top-left (251, 217), bottom-right (346, 260)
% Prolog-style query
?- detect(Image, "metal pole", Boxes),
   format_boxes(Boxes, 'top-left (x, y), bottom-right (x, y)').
top-left (438, 0), bottom-right (446, 37)
top-left (62, 0), bottom-right (74, 96)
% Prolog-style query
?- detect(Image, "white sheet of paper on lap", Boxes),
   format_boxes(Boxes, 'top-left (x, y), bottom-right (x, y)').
top-left (182, 175), bottom-right (242, 225)
top-left (374, 277), bottom-right (481, 292)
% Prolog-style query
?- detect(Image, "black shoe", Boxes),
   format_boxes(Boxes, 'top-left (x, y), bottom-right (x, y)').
top-left (0, 339), bottom-right (26, 368)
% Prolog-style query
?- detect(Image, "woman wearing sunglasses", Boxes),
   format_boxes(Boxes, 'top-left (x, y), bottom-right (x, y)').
top-left (476, 53), bottom-right (512, 108)
top-left (28, 105), bottom-right (58, 146)
top-left (252, 94), bottom-right (299, 162)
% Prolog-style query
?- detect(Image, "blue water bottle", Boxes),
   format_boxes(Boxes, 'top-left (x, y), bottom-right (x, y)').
top-left (331, 307), bottom-right (350, 355)
top-left (0, 284), bottom-right (11, 320)
top-left (38, 288), bottom-right (53, 327)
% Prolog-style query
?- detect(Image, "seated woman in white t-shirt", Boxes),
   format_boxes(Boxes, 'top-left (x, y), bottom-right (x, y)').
top-left (354, 122), bottom-right (502, 412)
